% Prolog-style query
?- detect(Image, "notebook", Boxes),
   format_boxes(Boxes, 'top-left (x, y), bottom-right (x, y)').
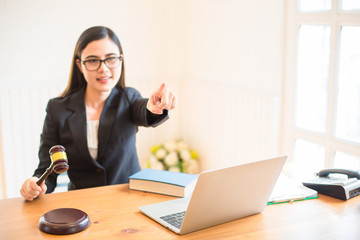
top-left (139, 155), bottom-right (287, 235)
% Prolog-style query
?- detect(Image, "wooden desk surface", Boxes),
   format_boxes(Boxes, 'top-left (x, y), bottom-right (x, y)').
top-left (1, 184), bottom-right (359, 240)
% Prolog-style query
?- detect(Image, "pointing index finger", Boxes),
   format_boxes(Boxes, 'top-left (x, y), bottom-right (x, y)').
top-left (155, 83), bottom-right (166, 97)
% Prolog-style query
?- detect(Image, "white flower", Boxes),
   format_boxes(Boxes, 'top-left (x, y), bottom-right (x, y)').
top-left (180, 149), bottom-right (191, 161)
top-left (177, 140), bottom-right (189, 151)
top-left (164, 140), bottom-right (177, 152)
top-left (155, 148), bottom-right (167, 159)
top-left (148, 155), bottom-right (158, 165)
top-left (151, 160), bottom-right (165, 170)
top-left (184, 159), bottom-right (199, 174)
top-left (147, 140), bottom-right (200, 174)
top-left (164, 151), bottom-right (178, 166)
top-left (168, 166), bottom-right (181, 172)
top-left (147, 155), bottom-right (164, 170)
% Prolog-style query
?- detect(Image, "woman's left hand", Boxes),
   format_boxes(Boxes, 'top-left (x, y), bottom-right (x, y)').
top-left (147, 83), bottom-right (176, 114)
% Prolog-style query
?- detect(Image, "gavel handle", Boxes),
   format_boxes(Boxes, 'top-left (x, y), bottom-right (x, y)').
top-left (36, 165), bottom-right (53, 186)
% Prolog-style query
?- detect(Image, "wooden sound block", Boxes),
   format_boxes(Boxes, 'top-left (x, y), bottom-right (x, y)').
top-left (38, 208), bottom-right (90, 235)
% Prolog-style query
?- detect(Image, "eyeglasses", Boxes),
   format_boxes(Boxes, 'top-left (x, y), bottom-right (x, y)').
top-left (81, 56), bottom-right (122, 71)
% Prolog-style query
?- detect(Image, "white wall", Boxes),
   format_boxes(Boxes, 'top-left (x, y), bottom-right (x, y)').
top-left (0, 0), bottom-right (284, 198)
top-left (185, 0), bottom-right (284, 94)
top-left (180, 0), bottom-right (284, 169)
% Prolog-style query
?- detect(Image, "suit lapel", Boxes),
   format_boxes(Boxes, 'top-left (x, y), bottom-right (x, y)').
top-left (97, 87), bottom-right (120, 161)
top-left (66, 88), bottom-right (94, 163)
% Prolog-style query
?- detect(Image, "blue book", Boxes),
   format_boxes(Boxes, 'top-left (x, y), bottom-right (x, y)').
top-left (129, 168), bottom-right (198, 197)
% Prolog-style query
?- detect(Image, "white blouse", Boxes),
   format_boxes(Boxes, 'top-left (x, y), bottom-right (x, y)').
top-left (87, 120), bottom-right (99, 160)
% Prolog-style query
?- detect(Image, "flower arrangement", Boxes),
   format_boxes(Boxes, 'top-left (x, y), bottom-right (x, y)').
top-left (145, 139), bottom-right (200, 174)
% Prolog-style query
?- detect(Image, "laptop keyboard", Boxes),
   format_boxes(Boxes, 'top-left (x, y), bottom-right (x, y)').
top-left (160, 211), bottom-right (186, 229)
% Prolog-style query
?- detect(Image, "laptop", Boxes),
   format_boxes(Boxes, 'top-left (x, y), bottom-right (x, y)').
top-left (139, 155), bottom-right (287, 235)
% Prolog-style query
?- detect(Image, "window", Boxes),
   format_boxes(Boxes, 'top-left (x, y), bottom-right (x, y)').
top-left (335, 26), bottom-right (360, 144)
top-left (283, 0), bottom-right (360, 178)
top-left (295, 25), bottom-right (330, 133)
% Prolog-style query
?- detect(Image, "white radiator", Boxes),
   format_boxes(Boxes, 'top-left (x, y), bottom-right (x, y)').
top-left (0, 83), bottom-right (172, 199)
top-left (0, 82), bottom-right (282, 198)
top-left (180, 80), bottom-right (282, 170)
top-left (0, 86), bottom-right (63, 198)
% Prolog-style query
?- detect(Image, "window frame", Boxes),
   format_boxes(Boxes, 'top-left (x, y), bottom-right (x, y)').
top-left (281, 0), bottom-right (360, 173)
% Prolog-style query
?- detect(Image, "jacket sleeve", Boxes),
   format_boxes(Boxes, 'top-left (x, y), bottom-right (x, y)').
top-left (125, 88), bottom-right (169, 127)
top-left (146, 108), bottom-right (169, 127)
top-left (33, 99), bottom-right (59, 193)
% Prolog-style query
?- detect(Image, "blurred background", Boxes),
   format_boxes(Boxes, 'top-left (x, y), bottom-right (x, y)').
top-left (0, 0), bottom-right (359, 198)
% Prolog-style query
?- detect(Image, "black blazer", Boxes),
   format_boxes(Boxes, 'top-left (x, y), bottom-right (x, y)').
top-left (34, 86), bottom-right (168, 192)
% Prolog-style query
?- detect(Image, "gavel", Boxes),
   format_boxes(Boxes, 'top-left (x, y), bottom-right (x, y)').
top-left (36, 145), bottom-right (69, 186)
top-left (36, 145), bottom-right (90, 235)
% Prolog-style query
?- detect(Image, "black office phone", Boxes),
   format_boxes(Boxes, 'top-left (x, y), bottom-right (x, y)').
top-left (317, 168), bottom-right (360, 179)
top-left (302, 168), bottom-right (360, 200)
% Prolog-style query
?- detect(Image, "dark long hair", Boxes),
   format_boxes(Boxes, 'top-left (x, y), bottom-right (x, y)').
top-left (60, 26), bottom-right (125, 97)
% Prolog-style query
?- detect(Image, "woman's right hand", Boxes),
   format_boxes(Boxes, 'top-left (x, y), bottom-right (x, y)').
top-left (20, 177), bottom-right (47, 201)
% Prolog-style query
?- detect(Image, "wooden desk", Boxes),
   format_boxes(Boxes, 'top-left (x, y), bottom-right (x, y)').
top-left (0, 184), bottom-right (359, 240)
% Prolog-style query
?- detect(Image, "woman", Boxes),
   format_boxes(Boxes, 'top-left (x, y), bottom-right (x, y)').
top-left (20, 26), bottom-right (176, 201)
